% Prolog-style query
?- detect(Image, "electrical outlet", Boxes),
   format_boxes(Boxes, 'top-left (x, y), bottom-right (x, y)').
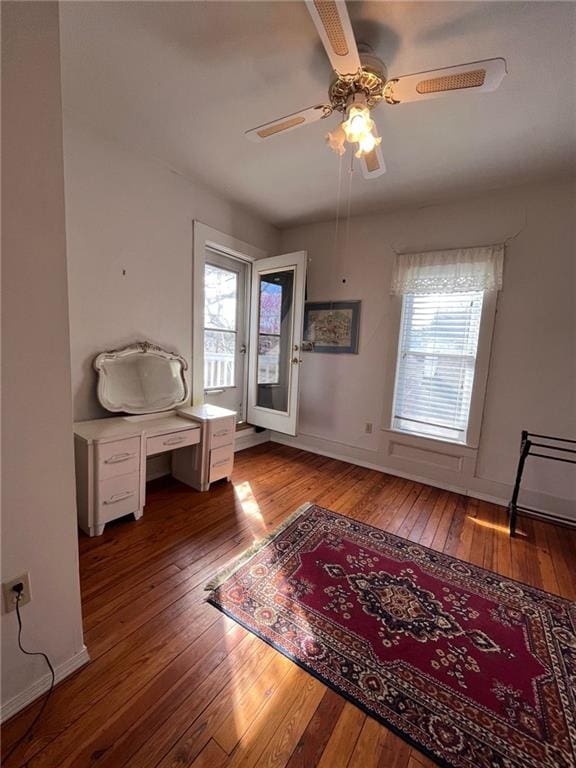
top-left (365, 422), bottom-right (373, 434)
top-left (2, 573), bottom-right (32, 613)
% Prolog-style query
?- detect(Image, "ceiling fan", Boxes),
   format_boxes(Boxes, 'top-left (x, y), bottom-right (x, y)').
top-left (246, 1), bottom-right (507, 179)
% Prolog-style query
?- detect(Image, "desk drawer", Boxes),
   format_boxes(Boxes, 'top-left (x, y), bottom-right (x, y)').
top-left (146, 428), bottom-right (200, 457)
top-left (209, 445), bottom-right (234, 482)
top-left (209, 418), bottom-right (235, 450)
top-left (97, 437), bottom-right (140, 480)
top-left (97, 473), bottom-right (139, 523)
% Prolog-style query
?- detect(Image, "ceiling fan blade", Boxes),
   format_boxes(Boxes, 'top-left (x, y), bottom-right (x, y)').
top-left (360, 128), bottom-right (386, 180)
top-left (361, 145), bottom-right (386, 179)
top-left (384, 58), bottom-right (507, 105)
top-left (305, 1), bottom-right (361, 77)
top-left (245, 104), bottom-right (331, 142)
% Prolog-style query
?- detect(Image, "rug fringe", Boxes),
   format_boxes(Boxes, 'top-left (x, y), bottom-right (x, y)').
top-left (205, 501), bottom-right (314, 592)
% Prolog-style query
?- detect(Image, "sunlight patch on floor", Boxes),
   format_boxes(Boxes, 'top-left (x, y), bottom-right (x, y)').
top-left (225, 482), bottom-right (319, 746)
top-left (234, 481), bottom-right (268, 540)
top-left (467, 516), bottom-right (521, 535)
top-left (221, 631), bottom-right (299, 752)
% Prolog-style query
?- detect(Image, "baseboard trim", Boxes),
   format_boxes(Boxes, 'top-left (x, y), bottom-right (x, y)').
top-left (513, 506), bottom-right (576, 530)
top-left (234, 428), bottom-right (270, 452)
top-left (147, 466), bottom-right (171, 482)
top-left (1, 645), bottom-right (90, 723)
top-left (270, 434), bottom-right (576, 528)
top-left (271, 434), bottom-right (508, 505)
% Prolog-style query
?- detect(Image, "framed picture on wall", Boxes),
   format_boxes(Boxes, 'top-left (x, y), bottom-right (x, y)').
top-left (302, 301), bottom-right (361, 354)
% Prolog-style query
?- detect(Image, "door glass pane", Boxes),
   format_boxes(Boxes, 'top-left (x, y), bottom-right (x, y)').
top-left (256, 270), bottom-right (294, 412)
top-left (205, 264), bottom-right (237, 331)
top-left (204, 263), bottom-right (237, 389)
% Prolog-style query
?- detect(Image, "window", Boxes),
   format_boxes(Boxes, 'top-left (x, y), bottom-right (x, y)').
top-left (204, 262), bottom-right (238, 389)
top-left (392, 291), bottom-right (484, 444)
top-left (257, 278), bottom-right (283, 385)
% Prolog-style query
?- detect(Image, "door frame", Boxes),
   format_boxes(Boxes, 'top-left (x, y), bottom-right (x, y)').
top-left (192, 221), bottom-right (268, 407)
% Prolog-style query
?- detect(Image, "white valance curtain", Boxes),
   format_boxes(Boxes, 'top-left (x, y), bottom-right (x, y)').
top-left (391, 244), bottom-right (504, 295)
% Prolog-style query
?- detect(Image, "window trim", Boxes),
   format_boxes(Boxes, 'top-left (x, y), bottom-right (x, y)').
top-left (384, 289), bottom-right (498, 450)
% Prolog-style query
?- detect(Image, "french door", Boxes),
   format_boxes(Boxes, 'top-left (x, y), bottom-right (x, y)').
top-left (203, 248), bottom-right (249, 421)
top-left (247, 251), bottom-right (307, 436)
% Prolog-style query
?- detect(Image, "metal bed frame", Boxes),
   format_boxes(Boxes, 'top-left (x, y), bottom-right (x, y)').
top-left (508, 430), bottom-right (576, 536)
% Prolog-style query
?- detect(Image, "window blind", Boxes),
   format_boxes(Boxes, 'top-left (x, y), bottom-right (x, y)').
top-left (392, 291), bottom-right (484, 443)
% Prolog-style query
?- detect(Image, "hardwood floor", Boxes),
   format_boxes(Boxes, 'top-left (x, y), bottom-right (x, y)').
top-left (3, 443), bottom-right (575, 767)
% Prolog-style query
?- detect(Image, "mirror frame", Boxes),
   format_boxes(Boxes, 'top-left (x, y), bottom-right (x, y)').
top-left (93, 341), bottom-right (189, 414)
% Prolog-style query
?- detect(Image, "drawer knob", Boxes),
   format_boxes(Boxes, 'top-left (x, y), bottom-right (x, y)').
top-left (212, 458), bottom-right (230, 467)
top-left (103, 490), bottom-right (135, 505)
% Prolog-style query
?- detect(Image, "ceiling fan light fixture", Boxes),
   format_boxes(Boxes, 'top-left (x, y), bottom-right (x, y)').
top-left (332, 92), bottom-right (381, 158)
top-left (343, 108), bottom-right (370, 141)
top-left (326, 123), bottom-right (347, 156)
top-left (355, 131), bottom-right (381, 158)
top-left (342, 93), bottom-right (370, 142)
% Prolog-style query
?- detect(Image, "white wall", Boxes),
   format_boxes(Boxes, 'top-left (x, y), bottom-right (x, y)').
top-left (277, 180), bottom-right (576, 521)
top-left (1, 1), bottom-right (87, 719)
top-left (63, 119), bottom-right (279, 422)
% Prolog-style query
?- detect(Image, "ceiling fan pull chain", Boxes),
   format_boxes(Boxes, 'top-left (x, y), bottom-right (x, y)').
top-left (332, 151), bottom-right (344, 263)
top-left (343, 152), bottom-right (354, 267)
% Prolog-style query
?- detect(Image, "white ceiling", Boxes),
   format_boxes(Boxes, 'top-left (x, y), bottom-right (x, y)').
top-left (60, 1), bottom-right (576, 227)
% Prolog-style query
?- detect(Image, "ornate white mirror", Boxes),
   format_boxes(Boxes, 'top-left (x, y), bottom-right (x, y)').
top-left (94, 341), bottom-right (189, 414)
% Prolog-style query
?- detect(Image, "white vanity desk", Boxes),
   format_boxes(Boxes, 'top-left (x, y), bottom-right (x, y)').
top-left (74, 406), bottom-right (235, 537)
top-left (73, 342), bottom-right (235, 536)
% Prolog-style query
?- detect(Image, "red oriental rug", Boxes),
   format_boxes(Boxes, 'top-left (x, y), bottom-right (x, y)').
top-left (206, 503), bottom-right (576, 768)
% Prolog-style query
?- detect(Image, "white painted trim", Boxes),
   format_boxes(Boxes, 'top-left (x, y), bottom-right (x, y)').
top-left (146, 453), bottom-right (172, 482)
top-left (192, 221), bottom-right (269, 407)
top-left (195, 222), bottom-right (267, 264)
top-left (271, 432), bottom-right (507, 504)
top-left (381, 428), bottom-right (478, 457)
top-left (1, 645), bottom-right (90, 723)
top-left (512, 507), bottom-right (576, 529)
top-left (270, 433), bottom-right (576, 527)
top-left (467, 290), bottom-right (498, 448)
top-left (234, 427), bottom-right (271, 452)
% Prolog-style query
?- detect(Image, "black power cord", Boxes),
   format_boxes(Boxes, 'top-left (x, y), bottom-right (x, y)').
top-left (3, 585), bottom-right (55, 765)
